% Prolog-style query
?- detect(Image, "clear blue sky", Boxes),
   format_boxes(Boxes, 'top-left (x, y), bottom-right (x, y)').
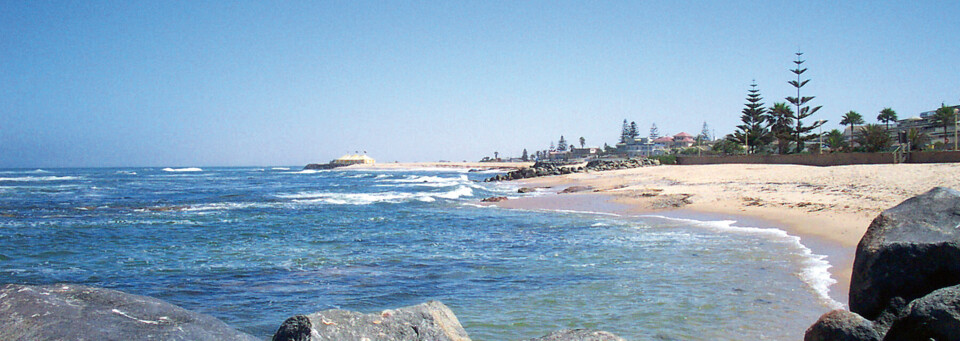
top-left (2, 1), bottom-right (958, 167)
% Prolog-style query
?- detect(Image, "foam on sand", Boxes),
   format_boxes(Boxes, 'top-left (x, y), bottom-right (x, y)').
top-left (162, 167), bottom-right (202, 172)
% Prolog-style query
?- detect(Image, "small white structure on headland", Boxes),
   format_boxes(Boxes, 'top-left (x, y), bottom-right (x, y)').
top-left (332, 154), bottom-right (376, 165)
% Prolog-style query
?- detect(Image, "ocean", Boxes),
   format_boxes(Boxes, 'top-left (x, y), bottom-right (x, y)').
top-left (0, 167), bottom-right (838, 340)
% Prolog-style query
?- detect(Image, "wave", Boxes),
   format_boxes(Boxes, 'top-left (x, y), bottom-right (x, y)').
top-left (271, 167), bottom-right (290, 171)
top-left (115, 171), bottom-right (137, 175)
top-left (162, 167), bottom-right (202, 172)
top-left (287, 169), bottom-right (327, 174)
top-left (0, 176), bottom-right (81, 182)
top-left (278, 185), bottom-right (475, 205)
top-left (641, 215), bottom-right (844, 309)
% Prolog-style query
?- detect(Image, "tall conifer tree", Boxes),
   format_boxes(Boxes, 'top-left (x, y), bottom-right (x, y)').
top-left (786, 52), bottom-right (825, 153)
top-left (728, 81), bottom-right (771, 153)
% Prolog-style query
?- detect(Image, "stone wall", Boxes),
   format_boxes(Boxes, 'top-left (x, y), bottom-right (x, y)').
top-left (677, 151), bottom-right (960, 166)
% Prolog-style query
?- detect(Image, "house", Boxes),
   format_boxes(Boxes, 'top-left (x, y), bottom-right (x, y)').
top-left (332, 154), bottom-right (376, 165)
top-left (618, 137), bottom-right (665, 157)
top-left (672, 132), bottom-right (697, 148)
top-left (895, 105), bottom-right (960, 146)
top-left (570, 147), bottom-right (600, 159)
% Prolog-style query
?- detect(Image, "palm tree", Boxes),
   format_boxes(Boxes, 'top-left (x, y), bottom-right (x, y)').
top-left (933, 105), bottom-right (957, 150)
top-left (768, 102), bottom-right (795, 154)
top-left (855, 124), bottom-right (892, 152)
top-left (579, 137), bottom-right (585, 148)
top-left (877, 108), bottom-right (898, 131)
top-left (823, 129), bottom-right (848, 152)
top-left (906, 128), bottom-right (930, 151)
top-left (840, 111), bottom-right (865, 145)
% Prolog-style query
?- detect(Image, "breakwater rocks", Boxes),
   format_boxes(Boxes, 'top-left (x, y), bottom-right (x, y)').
top-left (0, 284), bottom-right (259, 341)
top-left (0, 283), bottom-right (624, 340)
top-left (304, 163), bottom-right (346, 170)
top-left (805, 187), bottom-right (960, 340)
top-left (485, 159), bottom-right (659, 182)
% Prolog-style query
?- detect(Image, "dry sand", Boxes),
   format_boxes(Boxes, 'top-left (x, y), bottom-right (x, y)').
top-left (493, 163), bottom-right (960, 304)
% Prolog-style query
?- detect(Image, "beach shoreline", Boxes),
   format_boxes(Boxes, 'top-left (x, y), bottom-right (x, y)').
top-left (475, 162), bottom-right (960, 308)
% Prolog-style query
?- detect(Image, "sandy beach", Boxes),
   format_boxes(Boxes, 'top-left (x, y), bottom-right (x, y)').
top-left (485, 162), bottom-right (960, 305)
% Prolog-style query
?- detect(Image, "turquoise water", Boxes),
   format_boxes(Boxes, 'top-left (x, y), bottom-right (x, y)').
top-left (0, 167), bottom-right (836, 340)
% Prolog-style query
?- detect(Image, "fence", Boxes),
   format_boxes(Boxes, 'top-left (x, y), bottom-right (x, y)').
top-left (676, 151), bottom-right (960, 166)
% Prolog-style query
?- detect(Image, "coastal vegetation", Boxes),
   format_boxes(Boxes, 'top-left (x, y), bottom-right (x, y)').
top-left (495, 52), bottom-right (956, 162)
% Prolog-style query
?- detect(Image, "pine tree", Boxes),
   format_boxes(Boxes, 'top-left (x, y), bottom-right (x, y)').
top-left (649, 123), bottom-right (660, 141)
top-left (549, 141), bottom-right (555, 151)
top-left (629, 121), bottom-right (639, 140)
top-left (558, 136), bottom-right (568, 151)
top-left (786, 52), bottom-right (825, 153)
top-left (700, 122), bottom-right (711, 141)
top-left (620, 119), bottom-right (630, 143)
top-left (521, 148), bottom-right (529, 161)
top-left (728, 81), bottom-right (771, 154)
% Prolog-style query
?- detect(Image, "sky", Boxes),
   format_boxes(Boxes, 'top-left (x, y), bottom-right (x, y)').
top-left (2, 1), bottom-right (958, 167)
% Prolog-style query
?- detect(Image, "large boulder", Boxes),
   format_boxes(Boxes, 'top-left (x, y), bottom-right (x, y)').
top-left (850, 187), bottom-right (960, 320)
top-left (883, 284), bottom-right (960, 341)
top-left (523, 329), bottom-right (626, 341)
top-left (0, 283), bottom-right (258, 341)
top-left (804, 309), bottom-right (881, 341)
top-left (272, 301), bottom-right (470, 341)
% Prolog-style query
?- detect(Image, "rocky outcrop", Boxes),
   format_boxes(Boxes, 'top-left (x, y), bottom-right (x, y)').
top-left (0, 283), bottom-right (258, 341)
top-left (272, 301), bottom-right (471, 341)
top-left (485, 159), bottom-right (658, 182)
top-left (481, 196), bottom-right (508, 202)
top-left (883, 284), bottom-right (960, 341)
top-left (849, 187), bottom-right (960, 321)
top-left (523, 329), bottom-right (626, 341)
top-left (803, 187), bottom-right (960, 340)
top-left (804, 310), bottom-right (880, 341)
top-left (304, 163), bottom-right (346, 170)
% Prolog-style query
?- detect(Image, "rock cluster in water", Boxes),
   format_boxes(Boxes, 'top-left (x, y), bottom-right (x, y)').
top-left (484, 159), bottom-right (659, 182)
top-left (805, 187), bottom-right (960, 340)
top-left (0, 285), bottom-right (624, 340)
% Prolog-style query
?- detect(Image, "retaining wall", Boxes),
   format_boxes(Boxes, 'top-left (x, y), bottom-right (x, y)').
top-left (677, 151), bottom-right (960, 166)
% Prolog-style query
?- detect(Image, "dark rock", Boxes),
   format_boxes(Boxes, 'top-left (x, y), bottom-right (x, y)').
top-left (304, 163), bottom-right (344, 170)
top-left (273, 315), bottom-right (312, 341)
top-left (804, 309), bottom-right (880, 341)
top-left (850, 187), bottom-right (960, 320)
top-left (560, 186), bottom-right (593, 194)
top-left (481, 196), bottom-right (508, 202)
top-left (276, 301), bottom-right (470, 341)
top-left (884, 284), bottom-right (960, 341)
top-left (518, 187), bottom-right (535, 193)
top-left (0, 283), bottom-right (258, 341)
top-left (524, 329), bottom-right (625, 341)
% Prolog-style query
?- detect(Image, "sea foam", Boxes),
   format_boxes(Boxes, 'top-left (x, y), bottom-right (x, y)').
top-left (642, 214), bottom-right (844, 310)
top-left (162, 167), bottom-right (202, 172)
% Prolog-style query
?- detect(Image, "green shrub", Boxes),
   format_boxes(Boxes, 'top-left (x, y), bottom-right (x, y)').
top-left (650, 155), bottom-right (677, 165)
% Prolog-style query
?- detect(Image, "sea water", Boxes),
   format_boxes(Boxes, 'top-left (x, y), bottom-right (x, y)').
top-left (0, 167), bottom-right (838, 340)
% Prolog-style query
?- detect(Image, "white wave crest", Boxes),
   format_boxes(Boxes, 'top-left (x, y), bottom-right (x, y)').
top-left (162, 167), bottom-right (202, 172)
top-left (183, 202), bottom-right (267, 212)
top-left (115, 171), bottom-right (137, 175)
top-left (0, 176), bottom-right (81, 182)
top-left (642, 215), bottom-right (844, 309)
top-left (288, 169), bottom-right (327, 174)
top-left (271, 167), bottom-right (290, 170)
top-left (278, 185), bottom-right (475, 205)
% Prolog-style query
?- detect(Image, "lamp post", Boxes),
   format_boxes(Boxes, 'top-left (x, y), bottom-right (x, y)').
top-left (816, 120), bottom-right (827, 154)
